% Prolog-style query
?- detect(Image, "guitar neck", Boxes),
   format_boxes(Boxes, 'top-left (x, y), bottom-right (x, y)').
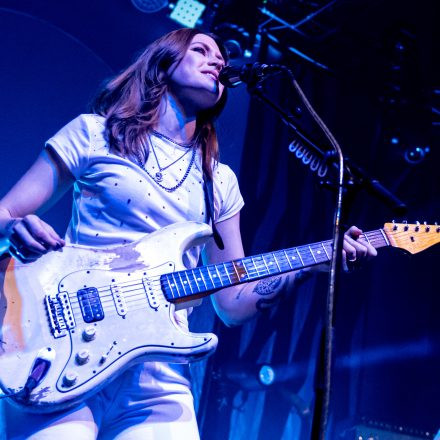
top-left (161, 229), bottom-right (390, 303)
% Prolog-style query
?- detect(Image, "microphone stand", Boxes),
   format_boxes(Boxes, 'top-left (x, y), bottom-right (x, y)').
top-left (243, 74), bottom-right (406, 439)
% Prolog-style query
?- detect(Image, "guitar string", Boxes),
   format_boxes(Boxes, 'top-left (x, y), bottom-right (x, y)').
top-left (64, 231), bottom-right (389, 307)
top-left (62, 231), bottom-right (390, 311)
top-left (54, 228), bottom-right (437, 323)
top-left (65, 235), bottom-right (391, 321)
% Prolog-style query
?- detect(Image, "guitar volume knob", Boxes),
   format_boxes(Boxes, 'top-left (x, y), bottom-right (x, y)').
top-left (76, 349), bottom-right (90, 365)
top-left (82, 326), bottom-right (96, 342)
top-left (63, 370), bottom-right (79, 387)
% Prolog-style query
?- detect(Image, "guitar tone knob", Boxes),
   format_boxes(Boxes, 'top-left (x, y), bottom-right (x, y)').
top-left (82, 326), bottom-right (96, 342)
top-left (63, 370), bottom-right (79, 387)
top-left (76, 349), bottom-right (90, 365)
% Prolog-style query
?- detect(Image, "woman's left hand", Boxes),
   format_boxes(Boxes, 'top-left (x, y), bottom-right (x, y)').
top-left (342, 225), bottom-right (377, 271)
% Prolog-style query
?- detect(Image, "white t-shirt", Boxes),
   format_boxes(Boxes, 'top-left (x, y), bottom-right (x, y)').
top-left (46, 114), bottom-right (244, 269)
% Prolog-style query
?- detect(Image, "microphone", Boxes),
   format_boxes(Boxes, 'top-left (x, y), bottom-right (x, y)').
top-left (219, 63), bottom-right (283, 88)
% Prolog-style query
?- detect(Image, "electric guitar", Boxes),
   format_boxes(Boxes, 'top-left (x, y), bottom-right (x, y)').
top-left (0, 221), bottom-right (438, 412)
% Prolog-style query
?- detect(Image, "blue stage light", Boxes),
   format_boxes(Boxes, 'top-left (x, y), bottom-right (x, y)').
top-left (169, 0), bottom-right (206, 28)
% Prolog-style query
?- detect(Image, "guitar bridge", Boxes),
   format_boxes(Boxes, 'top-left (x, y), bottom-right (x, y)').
top-left (45, 292), bottom-right (76, 338)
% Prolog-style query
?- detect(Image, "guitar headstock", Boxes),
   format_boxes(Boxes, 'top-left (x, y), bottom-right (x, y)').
top-left (383, 222), bottom-right (440, 254)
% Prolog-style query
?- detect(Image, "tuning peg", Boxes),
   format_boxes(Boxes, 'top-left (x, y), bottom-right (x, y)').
top-left (403, 220), bottom-right (409, 231)
top-left (436, 222), bottom-right (440, 233)
top-left (415, 221), bottom-right (420, 232)
top-left (392, 220), bottom-right (398, 231)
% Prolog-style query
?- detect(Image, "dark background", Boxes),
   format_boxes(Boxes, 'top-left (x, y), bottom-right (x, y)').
top-left (0, 1), bottom-right (438, 439)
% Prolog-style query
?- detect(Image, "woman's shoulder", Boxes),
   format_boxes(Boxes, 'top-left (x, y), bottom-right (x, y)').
top-left (213, 161), bottom-right (238, 180)
top-left (75, 113), bottom-right (106, 128)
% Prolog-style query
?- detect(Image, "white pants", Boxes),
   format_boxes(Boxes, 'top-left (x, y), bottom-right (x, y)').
top-left (3, 362), bottom-right (200, 440)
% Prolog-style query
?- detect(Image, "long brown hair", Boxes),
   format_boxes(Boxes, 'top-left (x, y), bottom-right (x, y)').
top-left (91, 28), bottom-right (229, 178)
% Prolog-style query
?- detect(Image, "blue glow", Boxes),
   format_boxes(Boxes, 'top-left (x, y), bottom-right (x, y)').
top-left (390, 137), bottom-right (399, 144)
top-left (258, 365), bottom-right (276, 386)
top-left (169, 0), bottom-right (205, 28)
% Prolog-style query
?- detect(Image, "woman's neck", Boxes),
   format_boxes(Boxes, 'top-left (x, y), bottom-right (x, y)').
top-left (156, 94), bottom-right (197, 144)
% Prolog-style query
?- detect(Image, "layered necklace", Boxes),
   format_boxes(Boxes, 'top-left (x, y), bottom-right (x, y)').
top-left (135, 130), bottom-right (197, 193)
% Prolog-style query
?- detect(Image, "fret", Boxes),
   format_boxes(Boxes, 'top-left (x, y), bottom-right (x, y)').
top-left (240, 259), bottom-right (250, 279)
top-left (196, 267), bottom-right (209, 291)
top-left (272, 253), bottom-right (282, 272)
top-left (254, 255), bottom-right (270, 276)
top-left (362, 233), bottom-right (371, 245)
top-left (323, 241), bottom-right (333, 261)
top-left (295, 248), bottom-right (305, 266)
top-left (199, 267), bottom-right (214, 290)
top-left (217, 263), bottom-right (233, 284)
top-left (262, 254), bottom-right (279, 275)
top-left (242, 258), bottom-right (257, 280)
top-left (205, 266), bottom-right (216, 289)
top-left (310, 243), bottom-right (328, 264)
top-left (213, 265), bottom-right (224, 287)
top-left (299, 245), bottom-right (317, 266)
top-left (285, 248), bottom-right (300, 269)
top-left (261, 254), bottom-right (270, 273)
top-left (184, 270), bottom-right (195, 294)
top-left (275, 251), bottom-right (292, 272)
top-left (283, 250), bottom-right (293, 269)
top-left (177, 272), bottom-right (189, 296)
top-left (321, 242), bottom-right (330, 261)
top-left (379, 229), bottom-right (390, 246)
top-left (250, 256), bottom-right (261, 277)
top-left (171, 273), bottom-right (182, 297)
top-left (193, 268), bottom-right (206, 291)
top-left (223, 262), bottom-right (234, 284)
top-left (308, 245), bottom-right (317, 263)
top-left (232, 261), bottom-right (246, 284)
top-left (165, 276), bottom-right (176, 299)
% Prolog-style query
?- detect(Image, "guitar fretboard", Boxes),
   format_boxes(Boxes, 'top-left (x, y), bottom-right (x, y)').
top-left (161, 229), bottom-right (390, 302)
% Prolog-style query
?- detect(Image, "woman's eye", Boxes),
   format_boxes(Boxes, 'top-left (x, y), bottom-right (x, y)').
top-left (193, 47), bottom-right (206, 54)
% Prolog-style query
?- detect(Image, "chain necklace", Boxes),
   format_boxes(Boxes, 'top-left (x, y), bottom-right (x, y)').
top-left (135, 136), bottom-right (197, 193)
top-left (151, 129), bottom-right (196, 149)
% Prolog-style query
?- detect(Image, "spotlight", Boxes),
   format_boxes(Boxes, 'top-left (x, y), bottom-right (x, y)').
top-left (169, 0), bottom-right (206, 28)
top-left (224, 363), bottom-right (299, 390)
top-left (404, 146), bottom-right (430, 164)
top-left (258, 364), bottom-right (276, 386)
top-left (131, 0), bottom-right (168, 13)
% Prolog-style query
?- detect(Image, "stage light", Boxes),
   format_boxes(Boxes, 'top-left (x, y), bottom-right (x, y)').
top-left (404, 146), bottom-right (430, 164)
top-left (131, 0), bottom-right (168, 13)
top-left (169, 0), bottom-right (206, 28)
top-left (258, 364), bottom-right (276, 386)
top-left (224, 363), bottom-right (300, 390)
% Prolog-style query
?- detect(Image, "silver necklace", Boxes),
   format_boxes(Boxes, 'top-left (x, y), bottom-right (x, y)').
top-left (135, 137), bottom-right (197, 193)
top-left (151, 129), bottom-right (195, 149)
top-left (149, 142), bottom-right (190, 183)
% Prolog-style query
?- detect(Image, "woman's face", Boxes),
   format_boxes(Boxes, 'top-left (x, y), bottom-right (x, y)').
top-left (168, 34), bottom-right (226, 112)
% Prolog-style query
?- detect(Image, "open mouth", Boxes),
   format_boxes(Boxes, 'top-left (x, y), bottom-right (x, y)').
top-left (203, 72), bottom-right (218, 81)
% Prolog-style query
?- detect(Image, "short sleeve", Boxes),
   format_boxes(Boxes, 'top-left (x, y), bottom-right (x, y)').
top-left (45, 114), bottom-right (95, 179)
top-left (213, 163), bottom-right (245, 223)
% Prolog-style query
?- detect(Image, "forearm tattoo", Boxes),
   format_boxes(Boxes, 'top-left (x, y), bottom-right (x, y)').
top-left (254, 275), bottom-right (289, 312)
top-left (253, 276), bottom-right (283, 295)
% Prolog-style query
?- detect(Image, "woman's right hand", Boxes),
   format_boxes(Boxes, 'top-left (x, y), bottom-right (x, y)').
top-left (7, 215), bottom-right (65, 263)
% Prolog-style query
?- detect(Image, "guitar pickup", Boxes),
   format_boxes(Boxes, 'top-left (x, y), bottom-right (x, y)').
top-left (111, 285), bottom-right (127, 317)
top-left (141, 277), bottom-right (159, 310)
top-left (77, 287), bottom-right (104, 323)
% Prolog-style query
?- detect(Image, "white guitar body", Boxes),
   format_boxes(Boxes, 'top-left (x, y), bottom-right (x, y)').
top-left (0, 222), bottom-right (217, 412)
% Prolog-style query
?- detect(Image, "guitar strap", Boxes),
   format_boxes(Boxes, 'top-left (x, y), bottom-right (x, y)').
top-left (203, 172), bottom-right (225, 250)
